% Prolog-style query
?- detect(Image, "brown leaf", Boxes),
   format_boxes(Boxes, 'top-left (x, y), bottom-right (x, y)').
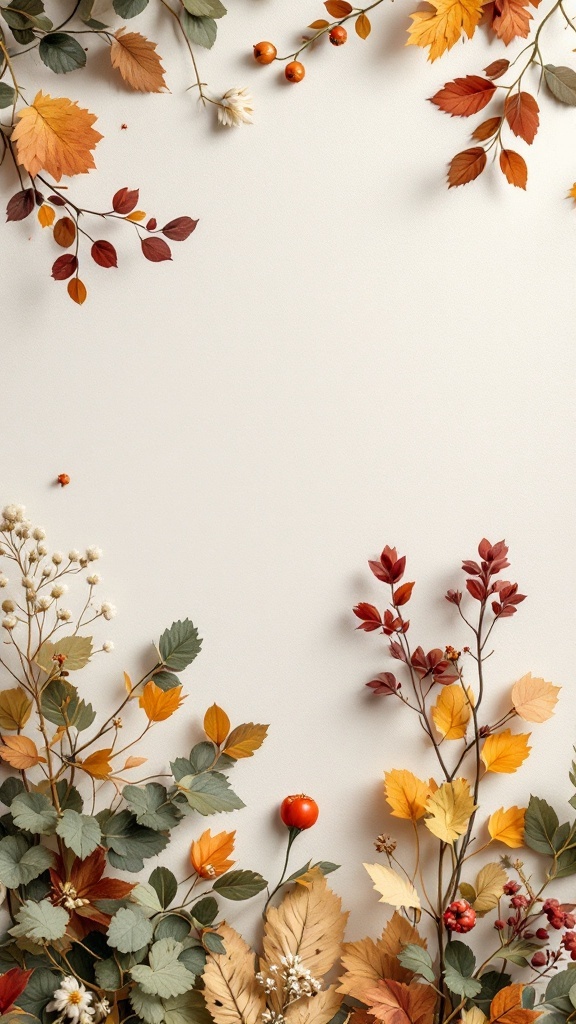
top-left (113, 186), bottom-right (139, 214)
top-left (285, 986), bottom-right (342, 1024)
top-left (431, 76), bottom-right (496, 117)
top-left (53, 216), bottom-right (76, 247)
top-left (52, 254), bottom-right (78, 280)
top-left (91, 240), bottom-right (118, 268)
top-left (142, 237), bottom-right (172, 262)
top-left (203, 923), bottom-right (265, 1024)
top-left (472, 116), bottom-right (502, 140)
top-left (12, 92), bottom-right (102, 180)
top-left (484, 58), bottom-right (510, 78)
top-left (500, 150), bottom-right (527, 188)
top-left (263, 873), bottom-right (348, 980)
top-left (309, 19), bottom-right (330, 28)
top-left (110, 29), bottom-right (167, 93)
top-left (366, 980), bottom-right (436, 1024)
top-left (356, 13), bottom-right (372, 37)
top-left (0, 735), bottom-right (46, 770)
top-left (338, 913), bottom-right (426, 1001)
top-left (67, 278), bottom-right (87, 305)
top-left (448, 148), bottom-right (487, 187)
top-left (504, 92), bottom-right (539, 143)
top-left (489, 984), bottom-right (541, 1024)
top-left (491, 0), bottom-right (532, 44)
top-left (223, 723), bottom-right (268, 760)
top-left (325, 0), bottom-right (353, 13)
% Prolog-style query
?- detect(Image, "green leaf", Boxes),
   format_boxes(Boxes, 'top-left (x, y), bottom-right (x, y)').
top-left (56, 810), bottom-right (102, 858)
top-left (10, 899), bottom-right (68, 942)
top-left (131, 985), bottom-right (165, 1024)
top-left (178, 772), bottom-right (244, 815)
top-left (523, 987), bottom-right (537, 1010)
top-left (159, 619), bottom-right (202, 671)
top-left (498, 939), bottom-right (543, 968)
top-left (95, 957), bottom-right (123, 992)
top-left (444, 969), bottom-right (481, 998)
top-left (39, 33), bottom-right (86, 72)
top-left (0, 836), bottom-right (53, 888)
top-left (0, 83), bottom-right (16, 108)
top-left (131, 938), bottom-right (195, 998)
top-left (546, 969), bottom-right (576, 1007)
top-left (0, 778), bottom-right (24, 807)
top-left (474, 971), bottom-right (513, 1014)
top-left (189, 742), bottom-right (217, 774)
top-left (212, 869), bottom-right (267, 901)
top-left (133, 883), bottom-right (164, 915)
top-left (397, 944), bottom-right (435, 983)
top-left (202, 931), bottom-right (225, 954)
top-left (524, 796), bottom-right (559, 855)
top-left (180, 11), bottom-right (217, 48)
top-left (191, 896), bottom-right (218, 926)
top-left (544, 65), bottom-right (576, 105)
top-left (152, 671), bottom-right (182, 692)
top-left (155, 916), bottom-right (190, 942)
top-left (36, 634), bottom-right (93, 672)
top-left (99, 810), bottom-right (169, 872)
top-left (163, 989), bottom-right (212, 1024)
top-left (123, 783), bottom-right (182, 831)
top-left (40, 678), bottom-right (95, 731)
top-left (178, 944), bottom-right (206, 975)
top-left (15, 966), bottom-right (60, 1016)
top-left (181, 0), bottom-right (226, 16)
top-left (113, 0), bottom-right (149, 15)
top-left (444, 940), bottom-right (480, 997)
top-left (149, 866), bottom-right (178, 909)
top-left (10, 793), bottom-right (58, 835)
top-left (56, 780), bottom-right (83, 813)
top-left (107, 907), bottom-right (154, 953)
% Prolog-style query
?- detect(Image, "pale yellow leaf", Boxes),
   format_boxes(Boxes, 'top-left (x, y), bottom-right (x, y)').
top-left (431, 685), bottom-right (473, 740)
top-left (511, 673), bottom-right (560, 723)
top-left (110, 29), bottom-right (167, 93)
top-left (263, 873), bottom-right (348, 979)
top-left (472, 862), bottom-right (508, 915)
top-left (424, 778), bottom-right (476, 844)
top-left (203, 923), bottom-right (264, 1024)
top-left (462, 1009), bottom-right (488, 1024)
top-left (384, 769), bottom-right (432, 821)
top-left (12, 92), bottom-right (102, 180)
top-left (481, 730), bottom-right (531, 774)
top-left (363, 864), bottom-right (420, 910)
top-left (488, 806), bottom-right (526, 848)
top-left (124, 755), bottom-right (147, 769)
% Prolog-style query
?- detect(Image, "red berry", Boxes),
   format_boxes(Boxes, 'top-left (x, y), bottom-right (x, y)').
top-left (57, 473), bottom-right (70, 487)
top-left (494, 919), bottom-right (506, 930)
top-left (443, 900), bottom-right (476, 934)
top-left (531, 952), bottom-right (547, 968)
top-left (329, 25), bottom-right (347, 44)
top-left (285, 61), bottom-right (305, 83)
top-left (253, 41), bottom-right (277, 64)
top-left (511, 895), bottom-right (529, 909)
top-left (503, 880), bottom-right (521, 895)
top-left (536, 928), bottom-right (549, 940)
top-left (280, 794), bottom-right (319, 830)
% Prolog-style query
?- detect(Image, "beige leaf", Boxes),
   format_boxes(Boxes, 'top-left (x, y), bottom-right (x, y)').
top-left (339, 915), bottom-right (426, 1000)
top-left (203, 923), bottom-right (264, 1024)
top-left (424, 778), bottom-right (476, 844)
top-left (110, 29), bottom-right (167, 92)
top-left (364, 864), bottom-right (420, 910)
top-left (263, 874), bottom-right (348, 979)
top-left (285, 986), bottom-right (342, 1024)
top-left (511, 673), bottom-right (560, 723)
top-left (462, 1010), bottom-right (488, 1024)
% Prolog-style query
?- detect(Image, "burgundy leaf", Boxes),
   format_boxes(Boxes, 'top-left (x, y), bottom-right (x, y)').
top-left (6, 189), bottom-right (35, 222)
top-left (48, 194), bottom-right (67, 207)
top-left (466, 578), bottom-right (487, 601)
top-left (51, 254), bottom-right (78, 281)
top-left (141, 237), bottom-right (172, 263)
top-left (162, 216), bottom-right (198, 241)
top-left (146, 217), bottom-right (157, 231)
top-left (91, 240), bottom-right (118, 269)
top-left (112, 187), bottom-right (139, 215)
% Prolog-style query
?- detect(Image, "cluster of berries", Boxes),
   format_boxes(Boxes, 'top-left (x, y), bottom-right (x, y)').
top-left (253, 29), bottom-right (348, 84)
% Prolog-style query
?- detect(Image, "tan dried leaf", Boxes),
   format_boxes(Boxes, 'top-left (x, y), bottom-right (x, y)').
top-left (110, 29), bottom-right (167, 93)
top-left (285, 986), bottom-right (342, 1024)
top-left (339, 914), bottom-right (426, 999)
top-left (12, 92), bottom-right (102, 180)
top-left (366, 979), bottom-right (436, 1024)
top-left (511, 673), bottom-right (560, 722)
top-left (203, 923), bottom-right (265, 1024)
top-left (263, 873), bottom-right (348, 979)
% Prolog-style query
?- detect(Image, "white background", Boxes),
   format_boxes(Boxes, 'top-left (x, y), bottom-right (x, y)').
top-left (2, 0), bottom-right (576, 948)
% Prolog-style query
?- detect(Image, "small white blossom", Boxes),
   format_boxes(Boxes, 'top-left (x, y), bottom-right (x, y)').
top-left (86, 574), bottom-right (101, 586)
top-left (42, 566), bottom-right (53, 577)
top-left (93, 1001), bottom-right (110, 1023)
top-left (86, 546), bottom-right (102, 562)
top-left (216, 87), bottom-right (253, 128)
top-left (38, 543), bottom-right (49, 556)
top-left (58, 609), bottom-right (72, 621)
top-left (0, 576), bottom-right (8, 588)
top-left (51, 584), bottom-right (68, 599)
top-left (2, 504), bottom-right (25, 523)
top-left (2, 616), bottom-right (17, 630)
top-left (102, 641), bottom-right (114, 653)
top-left (37, 597), bottom-right (52, 611)
top-left (47, 977), bottom-right (94, 1022)
top-left (33, 527), bottom-right (46, 541)
top-left (68, 550), bottom-right (80, 562)
top-left (52, 552), bottom-right (64, 565)
top-left (100, 602), bottom-right (116, 620)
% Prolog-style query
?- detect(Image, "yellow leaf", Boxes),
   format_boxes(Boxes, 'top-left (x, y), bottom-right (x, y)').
top-left (124, 671), bottom-right (133, 696)
top-left (263, 873), bottom-right (348, 978)
top-left (13, 92), bottom-right (102, 180)
top-left (384, 769), bottom-right (431, 821)
top-left (424, 778), bottom-right (476, 844)
top-left (365, 979), bottom-right (436, 1024)
top-left (0, 687), bottom-right (32, 730)
top-left (294, 864), bottom-right (325, 887)
top-left (0, 734), bottom-right (46, 770)
top-left (570, 183), bottom-right (576, 201)
top-left (488, 806), bottom-right (526, 848)
top-left (110, 29), bottom-right (167, 93)
top-left (126, 210), bottom-right (146, 222)
top-left (406, 0), bottom-right (484, 62)
top-left (286, 987), bottom-right (342, 1024)
top-left (511, 673), bottom-right (560, 723)
top-left (77, 747), bottom-right (113, 779)
top-left (339, 913), bottom-right (426, 999)
top-left (204, 704), bottom-right (231, 745)
top-left (38, 204), bottom-right (55, 228)
top-left (223, 722), bottom-right (268, 760)
top-left (431, 684), bottom-right (473, 740)
top-left (203, 922), bottom-right (265, 1024)
top-left (481, 729), bottom-right (531, 774)
top-left (463, 1010), bottom-right (488, 1024)
top-left (190, 828), bottom-right (236, 879)
top-left (139, 680), bottom-right (185, 722)
top-left (364, 864), bottom-right (421, 910)
top-left (489, 984), bottom-right (541, 1024)
top-left (472, 862), bottom-right (508, 914)
top-left (124, 755), bottom-right (147, 769)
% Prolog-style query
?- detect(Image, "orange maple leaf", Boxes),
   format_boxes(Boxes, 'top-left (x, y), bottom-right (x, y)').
top-left (139, 680), bottom-right (185, 722)
top-left (76, 747), bottom-right (113, 779)
top-left (190, 828), bottom-right (236, 878)
top-left (110, 29), bottom-right (167, 93)
top-left (12, 92), bottom-right (103, 181)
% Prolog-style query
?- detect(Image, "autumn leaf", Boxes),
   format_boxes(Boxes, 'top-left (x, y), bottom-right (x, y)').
top-left (139, 680), bottom-right (185, 721)
top-left (569, 183), bottom-right (576, 201)
top-left (223, 723), bottom-right (268, 760)
top-left (511, 673), bottom-right (560, 722)
top-left (0, 734), bottom-right (46, 770)
top-left (204, 704), bottom-right (230, 745)
top-left (110, 29), bottom-right (167, 93)
top-left (365, 979), bottom-right (436, 1024)
top-left (481, 729), bottom-right (531, 773)
top-left (285, 987), bottom-right (342, 1024)
top-left (488, 806), bottom-right (526, 848)
top-left (492, 0), bottom-right (532, 44)
top-left (500, 150), bottom-right (527, 189)
top-left (76, 747), bottom-right (113, 779)
top-left (67, 278), bottom-right (87, 305)
top-left (462, 862), bottom-right (508, 914)
top-left (407, 0), bottom-right (484, 62)
top-left (325, 0), bottom-right (353, 14)
top-left (504, 92), bottom-right (539, 143)
top-left (424, 778), bottom-right (476, 843)
top-left (384, 769), bottom-right (432, 820)
top-left (203, 922), bottom-right (265, 1024)
top-left (190, 828), bottom-right (236, 878)
top-left (356, 13), bottom-right (372, 37)
top-left (489, 984), bottom-right (541, 1024)
top-left (54, 217), bottom-right (76, 248)
top-left (431, 77), bottom-right (496, 117)
top-left (463, 1010), bottom-right (488, 1024)
top-left (339, 913), bottom-right (427, 999)
top-left (12, 92), bottom-right (102, 180)
top-left (431, 685), bottom-right (473, 740)
top-left (263, 873), bottom-right (347, 978)
top-left (309, 19), bottom-right (330, 28)
top-left (38, 205), bottom-right (55, 228)
top-left (124, 755), bottom-right (147, 769)
top-left (448, 148), bottom-right (487, 187)
top-left (364, 863), bottom-right (421, 910)
top-left (485, 58), bottom-right (510, 78)
top-left (0, 688), bottom-right (32, 731)
top-left (473, 117), bottom-right (502, 141)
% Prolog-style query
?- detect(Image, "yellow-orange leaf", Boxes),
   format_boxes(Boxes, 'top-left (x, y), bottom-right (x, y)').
top-left (309, 19), bottom-right (330, 28)
top-left (13, 92), bottom-right (102, 180)
top-left (190, 828), bottom-right (236, 878)
top-left (407, 0), bottom-right (484, 61)
top-left (78, 747), bottom-right (113, 779)
top-left (110, 29), bottom-right (167, 93)
top-left (384, 769), bottom-right (431, 821)
top-left (139, 680), bottom-right (185, 721)
top-left (488, 806), bottom-right (526, 848)
top-left (49, 725), bottom-right (67, 748)
top-left (223, 722), bottom-right (268, 759)
top-left (569, 183), bottom-right (576, 201)
top-left (431, 685), bottom-right (473, 740)
top-left (481, 729), bottom-right (531, 774)
top-left (366, 979), bottom-right (436, 1024)
top-left (500, 150), bottom-right (527, 190)
top-left (356, 13), bottom-right (372, 37)
top-left (511, 673), bottom-right (560, 723)
top-left (38, 204), bottom-right (55, 227)
top-left (126, 210), bottom-right (146, 222)
top-left (0, 734), bottom-right (46, 770)
top-left (68, 278), bottom-right (87, 305)
top-left (204, 704), bottom-right (231, 745)
top-left (424, 778), bottom-right (476, 843)
top-left (124, 672), bottom-right (134, 696)
top-left (124, 755), bottom-right (147, 769)
top-left (489, 984), bottom-right (541, 1024)
top-left (0, 687), bottom-right (32, 731)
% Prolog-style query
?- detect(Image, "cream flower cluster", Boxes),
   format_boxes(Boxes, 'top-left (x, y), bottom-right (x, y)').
top-left (216, 87), bottom-right (254, 127)
top-left (257, 953), bottom-right (322, 1023)
top-left (46, 977), bottom-right (110, 1024)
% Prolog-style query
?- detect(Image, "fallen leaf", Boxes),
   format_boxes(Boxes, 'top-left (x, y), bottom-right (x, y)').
top-left (424, 778), bottom-right (476, 843)
top-left (481, 729), bottom-right (531, 774)
top-left (511, 673), bottom-right (560, 722)
top-left (12, 91), bottom-right (102, 180)
top-left (110, 29), bottom-right (167, 92)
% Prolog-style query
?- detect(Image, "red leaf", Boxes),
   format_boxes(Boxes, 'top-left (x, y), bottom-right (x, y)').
top-left (366, 672), bottom-right (401, 695)
top-left (466, 578), bottom-right (486, 601)
top-left (91, 240), bottom-right (118, 268)
top-left (448, 148), bottom-right (487, 187)
top-left (141, 237), bottom-right (172, 262)
top-left (6, 189), bottom-right (35, 222)
top-left (389, 640), bottom-right (407, 662)
top-left (353, 602), bottom-right (382, 624)
top-left (393, 581), bottom-right (415, 606)
top-left (162, 216), bottom-right (198, 241)
top-left (112, 186), bottom-right (139, 214)
top-left (431, 76), bottom-right (496, 117)
top-left (505, 92), bottom-right (539, 144)
top-left (500, 149), bottom-right (527, 189)
top-left (53, 217), bottom-right (76, 248)
top-left (484, 58), bottom-right (510, 78)
top-left (146, 217), bottom-right (157, 230)
top-left (0, 967), bottom-right (33, 1014)
top-left (48, 194), bottom-right (67, 206)
top-left (472, 116), bottom-right (502, 141)
top-left (325, 0), bottom-right (353, 14)
top-left (51, 254), bottom-right (78, 280)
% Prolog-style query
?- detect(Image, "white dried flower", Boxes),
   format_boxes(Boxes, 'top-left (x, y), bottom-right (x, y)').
top-left (37, 543), bottom-right (48, 556)
top-left (57, 609), bottom-right (72, 621)
top-left (26, 589), bottom-right (36, 602)
top-left (42, 566), bottom-right (52, 578)
top-left (100, 602), bottom-right (116, 620)
top-left (21, 576), bottom-right (34, 589)
top-left (68, 550), bottom-right (80, 562)
top-left (93, 1001), bottom-right (110, 1023)
top-left (47, 977), bottom-right (94, 1021)
top-left (86, 574), bottom-right (101, 586)
top-left (28, 550), bottom-right (38, 563)
top-left (52, 552), bottom-right (64, 565)
top-left (86, 546), bottom-right (102, 561)
top-left (2, 616), bottom-right (17, 630)
top-left (1, 600), bottom-right (15, 613)
top-left (37, 597), bottom-right (52, 611)
top-left (102, 641), bottom-right (114, 652)
top-left (0, 576), bottom-right (8, 588)
top-left (33, 527), bottom-right (46, 541)
top-left (2, 504), bottom-right (25, 523)
top-left (51, 584), bottom-right (67, 599)
top-left (216, 87), bottom-right (253, 128)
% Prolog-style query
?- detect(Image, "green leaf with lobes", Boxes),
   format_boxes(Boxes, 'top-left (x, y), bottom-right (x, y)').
top-left (178, 771), bottom-right (244, 814)
top-left (10, 899), bottom-right (69, 942)
top-left (397, 944), bottom-right (435, 982)
top-left (0, 835), bottom-right (54, 888)
top-left (131, 938), bottom-right (195, 998)
top-left (10, 792), bottom-right (58, 835)
top-left (107, 907), bottom-right (154, 953)
top-left (113, 0), bottom-right (149, 15)
top-left (36, 634), bottom-right (93, 672)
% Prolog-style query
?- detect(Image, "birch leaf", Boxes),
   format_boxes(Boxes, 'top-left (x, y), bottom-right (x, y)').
top-left (363, 864), bottom-right (421, 910)
top-left (203, 923), bottom-right (264, 1024)
top-left (263, 874), bottom-right (347, 978)
top-left (511, 674), bottom-right (560, 723)
top-left (424, 779), bottom-right (476, 844)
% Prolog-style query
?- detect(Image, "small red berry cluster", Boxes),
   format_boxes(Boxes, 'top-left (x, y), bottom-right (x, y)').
top-left (253, 25), bottom-right (348, 84)
top-left (443, 899), bottom-right (477, 933)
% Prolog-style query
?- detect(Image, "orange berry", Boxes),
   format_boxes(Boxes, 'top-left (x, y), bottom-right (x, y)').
top-left (285, 61), bottom-right (305, 83)
top-left (329, 25), bottom-right (347, 44)
top-left (57, 473), bottom-right (70, 487)
top-left (253, 41), bottom-right (277, 64)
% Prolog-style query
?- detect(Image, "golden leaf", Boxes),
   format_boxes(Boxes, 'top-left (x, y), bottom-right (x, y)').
top-left (49, 725), bottom-right (67, 748)
top-left (67, 278), bottom-right (87, 305)
top-left (472, 862), bottom-right (508, 914)
top-left (13, 92), bottom-right (102, 180)
top-left (110, 29), bottom-right (167, 93)
top-left (339, 913), bottom-right (426, 999)
top-left (76, 747), bottom-right (113, 779)
top-left (285, 986), bottom-right (342, 1024)
top-left (0, 688), bottom-right (32, 731)
top-left (0, 734), bottom-right (46, 770)
top-left (38, 204), bottom-right (55, 227)
top-left (570, 183), bottom-right (576, 201)
top-left (223, 723), bottom-right (268, 760)
top-left (356, 13), bottom-right (372, 37)
top-left (191, 828), bottom-right (236, 879)
top-left (364, 864), bottom-right (421, 910)
top-left (431, 685), bottom-right (473, 740)
top-left (488, 806), bottom-right (526, 848)
top-left (481, 729), bottom-right (531, 774)
top-left (406, 0), bottom-right (484, 61)
top-left (124, 671), bottom-right (134, 696)
top-left (511, 673), bottom-right (560, 723)
top-left (489, 984), bottom-right (541, 1024)
top-left (294, 865), bottom-right (325, 888)
top-left (126, 210), bottom-right (147, 222)
top-left (384, 769), bottom-right (431, 821)
top-left (366, 979), bottom-right (436, 1024)
top-left (263, 873), bottom-right (348, 979)
top-left (124, 755), bottom-right (147, 769)
top-left (424, 778), bottom-right (476, 844)
top-left (204, 704), bottom-right (231, 745)
top-left (463, 1010), bottom-right (488, 1024)
top-left (203, 922), bottom-right (265, 1024)
top-left (139, 680), bottom-right (185, 722)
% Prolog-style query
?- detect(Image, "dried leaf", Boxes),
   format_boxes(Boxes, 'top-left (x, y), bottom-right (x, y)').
top-left (38, 204), bottom-right (55, 227)
top-left (223, 723), bottom-right (268, 760)
top-left (384, 769), bottom-right (432, 820)
top-left (263, 873), bottom-right (348, 978)
top-left (488, 806), bottom-right (526, 848)
top-left (484, 58), bottom-right (510, 78)
top-left (76, 747), bottom-right (113, 778)
top-left (52, 254), bottom-right (78, 280)
top-left (53, 217), bottom-right (76, 247)
top-left (191, 828), bottom-right (236, 878)
top-left (285, 986), bottom-right (342, 1024)
top-left (504, 92), bottom-right (539, 143)
top-left (12, 91), bottom-right (102, 180)
top-left (139, 681), bottom-right (185, 721)
top-left (124, 755), bottom-right (147, 769)
top-left (407, 0), bottom-right (484, 62)
top-left (0, 734), bottom-right (46, 770)
top-left (489, 984), bottom-right (540, 1024)
top-left (424, 778), bottom-right (476, 843)
top-left (110, 29), bottom-right (167, 92)
top-left (364, 864), bottom-right (421, 910)
top-left (203, 922), bottom-right (265, 1024)
top-left (511, 673), bottom-right (560, 722)
top-left (431, 685), bottom-right (473, 739)
top-left (113, 187), bottom-right (139, 214)
top-left (365, 979), bottom-right (436, 1024)
top-left (472, 862), bottom-right (508, 914)
top-left (500, 150), bottom-right (527, 189)
top-left (0, 688), bottom-right (32, 731)
top-left (431, 77), bottom-right (496, 117)
top-left (309, 19), bottom-right (330, 28)
top-left (142, 237), bottom-right (172, 262)
top-left (481, 729), bottom-right (531, 774)
top-left (67, 278), bottom-right (87, 305)
top-left (492, 0), bottom-right (532, 44)
top-left (339, 914), bottom-right (426, 999)
top-left (356, 13), bottom-right (372, 36)
top-left (472, 117), bottom-right (502, 140)
top-left (448, 148), bottom-right (487, 187)
top-left (325, 0), bottom-right (353, 14)
top-left (204, 704), bottom-right (230, 745)
top-left (91, 240), bottom-right (118, 268)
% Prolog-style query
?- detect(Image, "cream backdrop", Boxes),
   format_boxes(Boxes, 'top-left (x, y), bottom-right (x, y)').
top-left (2, 0), bottom-right (576, 946)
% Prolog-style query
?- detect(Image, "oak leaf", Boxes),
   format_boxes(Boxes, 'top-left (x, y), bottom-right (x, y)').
top-left (12, 92), bottom-right (102, 180)
top-left (431, 685), bottom-right (473, 740)
top-left (500, 150), bottom-right (528, 189)
top-left (110, 29), bottom-right (167, 92)
top-left (489, 984), bottom-right (541, 1024)
top-left (204, 704), bottom-right (230, 745)
top-left (203, 922), bottom-right (265, 1024)
top-left (365, 979), bottom-right (436, 1024)
top-left (139, 680), bottom-right (185, 721)
top-left (448, 148), bottom-right (487, 187)
top-left (511, 673), bottom-right (559, 722)
top-left (424, 778), bottom-right (476, 843)
top-left (364, 863), bottom-right (421, 910)
top-left (385, 769), bottom-right (432, 821)
top-left (431, 77), bottom-right (496, 117)
top-left (263, 873), bottom-right (347, 978)
top-left (0, 734), bottom-right (46, 770)
top-left (339, 913), bottom-right (426, 999)
top-left (504, 93), bottom-right (539, 143)
top-left (481, 729), bottom-right (531, 773)
top-left (407, 0), bottom-right (484, 62)
top-left (488, 806), bottom-right (526, 847)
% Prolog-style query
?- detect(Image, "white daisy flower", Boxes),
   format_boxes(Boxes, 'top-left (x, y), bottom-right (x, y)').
top-left (47, 977), bottom-right (94, 1021)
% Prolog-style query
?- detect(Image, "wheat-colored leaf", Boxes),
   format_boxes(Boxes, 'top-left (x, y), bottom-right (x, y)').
top-left (339, 915), bottom-right (426, 999)
top-left (263, 874), bottom-right (347, 979)
top-left (203, 923), bottom-right (264, 1024)
top-left (285, 986), bottom-right (342, 1024)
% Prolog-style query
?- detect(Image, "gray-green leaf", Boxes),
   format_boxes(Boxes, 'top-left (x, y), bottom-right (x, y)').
top-left (163, 989), bottom-right (212, 1024)
top-left (544, 65), bottom-right (576, 105)
top-left (36, 634), bottom-right (93, 672)
top-left (0, 83), bottom-right (16, 108)
top-left (130, 985), bottom-right (165, 1024)
top-left (113, 0), bottom-right (149, 15)
top-left (39, 33), bottom-right (87, 73)
top-left (181, 11), bottom-right (217, 48)
top-left (56, 809), bottom-right (102, 859)
top-left (0, 835), bottom-right (54, 888)
top-left (107, 907), bottom-right (154, 953)
top-left (397, 943), bottom-right (435, 983)
top-left (123, 783), bottom-right (182, 831)
top-left (11, 792), bottom-right (58, 835)
top-left (524, 796), bottom-right (559, 855)
top-left (178, 772), bottom-right (244, 815)
top-left (10, 899), bottom-right (68, 942)
top-left (212, 869), bottom-right (267, 901)
top-left (149, 866), bottom-right (178, 909)
top-left (131, 938), bottom-right (195, 998)
top-left (159, 619), bottom-right (202, 671)
top-left (182, 0), bottom-right (226, 16)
